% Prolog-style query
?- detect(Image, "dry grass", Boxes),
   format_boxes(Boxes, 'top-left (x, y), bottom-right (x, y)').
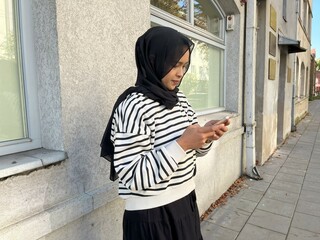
top-left (200, 176), bottom-right (247, 221)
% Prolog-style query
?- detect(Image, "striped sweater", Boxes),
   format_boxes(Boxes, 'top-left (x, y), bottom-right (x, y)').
top-left (111, 91), bottom-right (212, 210)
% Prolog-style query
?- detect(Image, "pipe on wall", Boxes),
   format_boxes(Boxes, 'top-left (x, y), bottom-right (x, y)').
top-left (243, 0), bottom-right (262, 180)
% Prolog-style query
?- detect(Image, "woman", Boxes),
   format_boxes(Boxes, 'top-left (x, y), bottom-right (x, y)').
top-left (101, 26), bottom-right (229, 240)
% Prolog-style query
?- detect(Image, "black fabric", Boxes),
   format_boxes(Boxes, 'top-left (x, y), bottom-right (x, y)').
top-left (100, 26), bottom-right (194, 181)
top-left (123, 190), bottom-right (203, 240)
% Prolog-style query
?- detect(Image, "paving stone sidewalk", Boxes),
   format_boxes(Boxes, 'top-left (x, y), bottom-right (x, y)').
top-left (201, 100), bottom-right (320, 240)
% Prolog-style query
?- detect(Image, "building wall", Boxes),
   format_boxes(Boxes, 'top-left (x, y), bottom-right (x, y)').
top-left (309, 52), bottom-right (315, 98)
top-left (316, 71), bottom-right (320, 93)
top-left (0, 0), bottom-right (147, 239)
top-left (2, 0), bottom-right (314, 238)
top-left (294, 0), bottom-right (312, 122)
top-left (255, 0), bottom-right (311, 164)
top-left (0, 1), bottom-right (245, 239)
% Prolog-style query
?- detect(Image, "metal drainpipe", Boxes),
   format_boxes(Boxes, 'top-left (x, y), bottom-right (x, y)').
top-left (244, 0), bottom-right (262, 180)
top-left (291, 0), bottom-right (300, 132)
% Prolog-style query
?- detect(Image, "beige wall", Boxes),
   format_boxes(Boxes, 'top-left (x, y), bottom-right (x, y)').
top-left (255, 0), bottom-right (311, 164)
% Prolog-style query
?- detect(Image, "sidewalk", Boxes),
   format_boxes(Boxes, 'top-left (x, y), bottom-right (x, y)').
top-left (201, 100), bottom-right (320, 240)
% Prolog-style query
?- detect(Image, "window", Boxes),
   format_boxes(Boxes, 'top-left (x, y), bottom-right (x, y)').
top-left (150, 0), bottom-right (225, 113)
top-left (303, 0), bottom-right (307, 29)
top-left (180, 38), bottom-right (224, 111)
top-left (151, 0), bottom-right (224, 39)
top-left (300, 62), bottom-right (305, 97)
top-left (308, 10), bottom-right (311, 38)
top-left (0, 0), bottom-right (41, 156)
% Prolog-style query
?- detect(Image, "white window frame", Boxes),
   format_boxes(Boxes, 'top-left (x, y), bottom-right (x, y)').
top-left (150, 0), bottom-right (227, 115)
top-left (0, 0), bottom-right (41, 156)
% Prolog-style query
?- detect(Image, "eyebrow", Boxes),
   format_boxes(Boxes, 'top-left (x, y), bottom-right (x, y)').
top-left (175, 60), bottom-right (189, 66)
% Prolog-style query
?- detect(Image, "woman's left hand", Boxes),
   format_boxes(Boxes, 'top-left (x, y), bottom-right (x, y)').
top-left (203, 119), bottom-right (230, 142)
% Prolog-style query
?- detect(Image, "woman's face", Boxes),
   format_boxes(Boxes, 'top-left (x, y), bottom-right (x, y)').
top-left (161, 50), bottom-right (190, 91)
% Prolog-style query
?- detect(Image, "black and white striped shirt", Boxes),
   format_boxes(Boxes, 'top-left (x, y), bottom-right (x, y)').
top-left (111, 91), bottom-right (212, 210)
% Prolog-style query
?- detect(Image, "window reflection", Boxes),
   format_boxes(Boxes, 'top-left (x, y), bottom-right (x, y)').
top-left (151, 0), bottom-right (188, 21)
top-left (151, 0), bottom-right (225, 111)
top-left (180, 39), bottom-right (223, 111)
top-left (194, 0), bottom-right (223, 37)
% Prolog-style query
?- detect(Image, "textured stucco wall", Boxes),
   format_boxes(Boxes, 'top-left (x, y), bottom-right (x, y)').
top-left (196, 116), bottom-right (244, 214)
top-left (0, 1), bottom-right (149, 240)
top-left (54, 0), bottom-right (150, 239)
top-left (55, 0), bottom-right (151, 194)
top-left (33, 0), bottom-right (64, 151)
top-left (0, 1), bottom-right (246, 239)
top-left (0, 0), bottom-right (79, 235)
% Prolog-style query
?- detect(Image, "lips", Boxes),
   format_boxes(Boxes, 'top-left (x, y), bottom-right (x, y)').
top-left (172, 80), bottom-right (180, 85)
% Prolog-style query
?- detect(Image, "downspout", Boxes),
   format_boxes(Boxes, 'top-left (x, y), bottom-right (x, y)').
top-left (244, 0), bottom-right (262, 180)
top-left (291, 0), bottom-right (299, 132)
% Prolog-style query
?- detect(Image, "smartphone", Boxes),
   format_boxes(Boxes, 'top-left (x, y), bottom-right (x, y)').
top-left (214, 116), bottom-right (231, 125)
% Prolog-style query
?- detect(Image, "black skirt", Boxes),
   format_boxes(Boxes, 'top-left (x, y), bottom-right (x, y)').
top-left (123, 190), bottom-right (203, 240)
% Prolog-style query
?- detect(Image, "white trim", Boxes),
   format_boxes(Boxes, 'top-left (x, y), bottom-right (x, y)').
top-left (197, 107), bottom-right (225, 116)
top-left (0, 0), bottom-right (41, 156)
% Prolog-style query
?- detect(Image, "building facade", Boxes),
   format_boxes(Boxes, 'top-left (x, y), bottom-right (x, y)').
top-left (309, 49), bottom-right (316, 98)
top-left (316, 71), bottom-right (320, 93)
top-left (254, 0), bottom-right (312, 164)
top-left (0, 0), bottom-right (312, 239)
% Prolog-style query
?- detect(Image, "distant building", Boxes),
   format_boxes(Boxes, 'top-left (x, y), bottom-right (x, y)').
top-left (316, 71), bottom-right (320, 94)
top-left (310, 49), bottom-right (317, 97)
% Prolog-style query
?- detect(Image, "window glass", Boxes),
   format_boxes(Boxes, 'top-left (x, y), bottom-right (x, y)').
top-left (151, 0), bottom-right (225, 112)
top-left (150, 0), bottom-right (188, 21)
top-left (194, 0), bottom-right (223, 38)
top-left (180, 39), bottom-right (224, 111)
top-left (0, 0), bottom-right (27, 142)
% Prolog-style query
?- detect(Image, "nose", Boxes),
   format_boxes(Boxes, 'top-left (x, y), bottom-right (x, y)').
top-left (176, 66), bottom-right (184, 77)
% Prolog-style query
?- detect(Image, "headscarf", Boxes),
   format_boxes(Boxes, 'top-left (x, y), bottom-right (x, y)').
top-left (100, 26), bottom-right (194, 181)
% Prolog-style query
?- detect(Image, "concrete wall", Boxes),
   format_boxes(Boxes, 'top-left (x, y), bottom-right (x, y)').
top-left (0, 0), bottom-right (148, 239)
top-left (197, 0), bottom-right (245, 214)
top-left (0, 1), bottom-right (245, 239)
top-left (255, 0), bottom-right (310, 164)
top-left (294, 0), bottom-right (312, 123)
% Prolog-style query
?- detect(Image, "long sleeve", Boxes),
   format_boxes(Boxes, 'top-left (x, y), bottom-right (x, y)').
top-left (111, 92), bottom-right (207, 198)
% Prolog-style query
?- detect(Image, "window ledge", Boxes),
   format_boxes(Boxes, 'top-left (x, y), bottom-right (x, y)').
top-left (0, 148), bottom-right (67, 179)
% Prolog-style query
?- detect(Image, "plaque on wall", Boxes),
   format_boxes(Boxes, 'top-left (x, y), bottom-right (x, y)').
top-left (287, 67), bottom-right (292, 83)
top-left (268, 58), bottom-right (276, 80)
top-left (269, 32), bottom-right (277, 57)
top-left (270, 5), bottom-right (277, 32)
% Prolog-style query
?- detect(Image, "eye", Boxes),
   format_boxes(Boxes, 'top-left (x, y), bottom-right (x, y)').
top-left (183, 63), bottom-right (189, 72)
top-left (173, 63), bottom-right (180, 69)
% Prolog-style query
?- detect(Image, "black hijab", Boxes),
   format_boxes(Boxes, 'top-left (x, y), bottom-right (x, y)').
top-left (100, 26), bottom-right (194, 181)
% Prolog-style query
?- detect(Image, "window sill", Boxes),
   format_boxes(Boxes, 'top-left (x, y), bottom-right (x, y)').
top-left (0, 148), bottom-right (67, 179)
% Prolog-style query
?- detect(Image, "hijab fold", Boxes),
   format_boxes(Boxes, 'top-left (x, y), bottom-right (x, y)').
top-left (100, 26), bottom-right (194, 181)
